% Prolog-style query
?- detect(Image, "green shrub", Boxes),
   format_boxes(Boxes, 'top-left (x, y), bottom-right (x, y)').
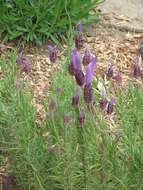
top-left (0, 0), bottom-right (101, 44)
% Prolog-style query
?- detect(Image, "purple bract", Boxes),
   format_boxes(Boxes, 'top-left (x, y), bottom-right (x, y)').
top-left (83, 45), bottom-right (93, 66)
top-left (48, 45), bottom-right (57, 63)
top-left (85, 58), bottom-right (97, 86)
top-left (107, 96), bottom-right (115, 114)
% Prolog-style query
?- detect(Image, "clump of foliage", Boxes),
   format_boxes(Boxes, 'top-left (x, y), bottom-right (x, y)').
top-left (0, 0), bottom-right (101, 44)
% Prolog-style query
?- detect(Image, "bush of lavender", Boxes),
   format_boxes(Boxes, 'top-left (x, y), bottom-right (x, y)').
top-left (1, 22), bottom-right (143, 190)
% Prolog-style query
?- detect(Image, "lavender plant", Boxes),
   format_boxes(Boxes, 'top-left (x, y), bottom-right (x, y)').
top-left (1, 26), bottom-right (143, 190)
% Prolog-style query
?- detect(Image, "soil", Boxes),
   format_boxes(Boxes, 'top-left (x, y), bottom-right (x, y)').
top-left (0, 0), bottom-right (143, 189)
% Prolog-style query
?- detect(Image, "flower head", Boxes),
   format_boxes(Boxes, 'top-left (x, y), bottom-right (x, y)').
top-left (48, 45), bottom-right (57, 63)
top-left (56, 86), bottom-right (62, 95)
top-left (83, 45), bottom-right (93, 66)
top-left (116, 68), bottom-right (122, 84)
top-left (72, 85), bottom-right (79, 108)
top-left (17, 51), bottom-right (23, 65)
top-left (16, 79), bottom-right (21, 92)
top-left (64, 113), bottom-right (70, 125)
top-left (23, 59), bottom-right (30, 74)
top-left (75, 21), bottom-right (83, 49)
top-left (107, 96), bottom-right (114, 114)
top-left (99, 89), bottom-right (107, 110)
top-left (107, 63), bottom-right (113, 78)
top-left (49, 97), bottom-right (56, 112)
top-left (78, 106), bottom-right (85, 126)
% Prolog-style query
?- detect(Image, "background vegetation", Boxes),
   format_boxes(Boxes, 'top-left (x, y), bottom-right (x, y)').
top-left (0, 0), bottom-right (101, 44)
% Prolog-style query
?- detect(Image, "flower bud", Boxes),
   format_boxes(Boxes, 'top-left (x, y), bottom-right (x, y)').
top-left (78, 106), bottom-right (85, 126)
top-left (23, 59), bottom-right (30, 74)
top-left (17, 51), bottom-right (23, 65)
top-left (107, 63), bottom-right (113, 78)
top-left (49, 97), bottom-right (56, 112)
top-left (56, 86), bottom-right (62, 95)
top-left (99, 90), bottom-right (107, 110)
top-left (75, 32), bottom-right (83, 49)
top-left (116, 68), bottom-right (122, 84)
top-left (48, 45), bottom-right (57, 63)
top-left (16, 79), bottom-right (21, 92)
top-left (64, 113), bottom-right (70, 125)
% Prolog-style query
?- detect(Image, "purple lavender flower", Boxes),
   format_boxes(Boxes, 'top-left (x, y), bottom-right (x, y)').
top-left (72, 85), bottom-right (79, 108)
top-left (17, 51), bottom-right (23, 65)
top-left (116, 68), bottom-right (122, 84)
top-left (68, 50), bottom-right (81, 76)
top-left (99, 89), bottom-right (107, 110)
top-left (78, 106), bottom-right (85, 126)
top-left (64, 113), bottom-right (70, 125)
top-left (83, 45), bottom-right (93, 66)
top-left (107, 63), bottom-right (113, 78)
top-left (84, 84), bottom-right (93, 104)
top-left (49, 97), bottom-right (56, 112)
top-left (16, 79), bottom-right (21, 92)
top-left (48, 45), bottom-right (57, 63)
top-left (75, 70), bottom-right (85, 86)
top-left (56, 86), bottom-right (62, 95)
top-left (75, 32), bottom-right (83, 49)
top-left (107, 96), bottom-right (115, 114)
top-left (131, 55), bottom-right (141, 77)
top-left (23, 59), bottom-right (30, 74)
top-left (85, 58), bottom-right (97, 86)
